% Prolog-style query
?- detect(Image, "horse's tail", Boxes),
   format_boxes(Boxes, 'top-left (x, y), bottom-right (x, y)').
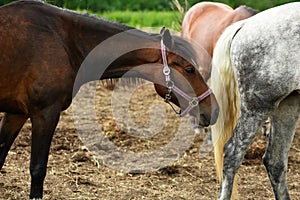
top-left (210, 20), bottom-right (246, 200)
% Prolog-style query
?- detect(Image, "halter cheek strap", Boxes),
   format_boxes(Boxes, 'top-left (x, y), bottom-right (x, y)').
top-left (161, 40), bottom-right (213, 117)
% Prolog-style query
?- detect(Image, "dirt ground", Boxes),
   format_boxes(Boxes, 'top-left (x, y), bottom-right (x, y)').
top-left (0, 82), bottom-right (299, 200)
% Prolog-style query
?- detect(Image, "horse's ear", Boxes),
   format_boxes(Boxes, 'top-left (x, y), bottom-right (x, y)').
top-left (160, 27), bottom-right (166, 35)
top-left (161, 28), bottom-right (174, 50)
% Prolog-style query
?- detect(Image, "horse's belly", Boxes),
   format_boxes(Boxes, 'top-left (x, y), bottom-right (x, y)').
top-left (0, 98), bottom-right (28, 114)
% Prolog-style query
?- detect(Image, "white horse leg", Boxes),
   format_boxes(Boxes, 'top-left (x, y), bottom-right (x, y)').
top-left (263, 93), bottom-right (300, 200)
top-left (218, 111), bottom-right (265, 200)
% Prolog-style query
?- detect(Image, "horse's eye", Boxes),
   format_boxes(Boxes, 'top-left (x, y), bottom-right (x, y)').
top-left (185, 67), bottom-right (195, 74)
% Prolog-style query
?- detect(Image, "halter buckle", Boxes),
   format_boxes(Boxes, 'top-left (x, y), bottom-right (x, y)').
top-left (164, 93), bottom-right (171, 102)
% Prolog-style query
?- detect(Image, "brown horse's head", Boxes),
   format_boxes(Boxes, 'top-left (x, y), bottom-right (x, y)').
top-left (153, 28), bottom-right (219, 127)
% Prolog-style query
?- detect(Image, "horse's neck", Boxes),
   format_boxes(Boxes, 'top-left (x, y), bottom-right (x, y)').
top-left (232, 6), bottom-right (256, 22)
top-left (62, 12), bottom-right (162, 84)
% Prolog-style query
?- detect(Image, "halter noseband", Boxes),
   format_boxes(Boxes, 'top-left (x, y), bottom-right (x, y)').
top-left (161, 40), bottom-right (213, 117)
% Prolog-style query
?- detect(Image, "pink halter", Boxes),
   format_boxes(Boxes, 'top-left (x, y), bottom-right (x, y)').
top-left (161, 40), bottom-right (213, 117)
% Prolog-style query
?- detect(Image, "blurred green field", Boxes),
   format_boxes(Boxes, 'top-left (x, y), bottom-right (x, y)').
top-left (95, 11), bottom-right (182, 31)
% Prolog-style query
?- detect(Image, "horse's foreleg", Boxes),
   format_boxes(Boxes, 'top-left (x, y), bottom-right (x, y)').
top-left (263, 93), bottom-right (300, 200)
top-left (29, 105), bottom-right (61, 199)
top-left (0, 113), bottom-right (28, 169)
top-left (218, 112), bottom-right (264, 200)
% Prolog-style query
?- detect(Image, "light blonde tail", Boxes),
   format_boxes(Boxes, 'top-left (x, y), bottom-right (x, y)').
top-left (210, 20), bottom-right (246, 200)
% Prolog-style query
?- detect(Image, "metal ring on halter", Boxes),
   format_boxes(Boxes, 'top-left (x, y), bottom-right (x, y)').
top-left (166, 81), bottom-right (174, 89)
top-left (163, 66), bottom-right (170, 75)
top-left (189, 97), bottom-right (199, 107)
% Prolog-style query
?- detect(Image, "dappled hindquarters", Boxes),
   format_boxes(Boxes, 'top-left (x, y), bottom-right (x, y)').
top-left (0, 83), bottom-right (299, 199)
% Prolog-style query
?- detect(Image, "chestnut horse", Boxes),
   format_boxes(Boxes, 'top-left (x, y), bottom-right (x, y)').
top-left (0, 1), bottom-right (219, 199)
top-left (181, 2), bottom-right (257, 81)
top-left (181, 3), bottom-right (257, 198)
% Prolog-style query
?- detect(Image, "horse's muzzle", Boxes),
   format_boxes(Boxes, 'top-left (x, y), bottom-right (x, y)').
top-left (197, 109), bottom-right (218, 127)
top-left (195, 97), bottom-right (219, 127)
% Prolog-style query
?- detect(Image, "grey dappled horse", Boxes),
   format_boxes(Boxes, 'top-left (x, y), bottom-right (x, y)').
top-left (211, 3), bottom-right (300, 200)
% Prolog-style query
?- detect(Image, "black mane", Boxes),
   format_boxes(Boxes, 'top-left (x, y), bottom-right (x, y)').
top-left (173, 36), bottom-right (198, 66)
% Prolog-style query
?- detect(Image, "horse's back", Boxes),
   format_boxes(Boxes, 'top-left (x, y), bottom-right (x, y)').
top-left (0, 1), bottom-right (73, 114)
top-left (0, 1), bottom-right (65, 69)
top-left (182, 2), bottom-right (234, 55)
top-left (231, 2), bottom-right (300, 109)
top-left (182, 2), bottom-right (256, 57)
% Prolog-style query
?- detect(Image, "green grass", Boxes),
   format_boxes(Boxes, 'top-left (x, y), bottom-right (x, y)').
top-left (97, 11), bottom-right (181, 31)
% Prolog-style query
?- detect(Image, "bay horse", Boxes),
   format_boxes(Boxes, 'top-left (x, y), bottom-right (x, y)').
top-left (0, 1), bottom-right (219, 199)
top-left (211, 2), bottom-right (300, 199)
top-left (181, 2), bottom-right (257, 81)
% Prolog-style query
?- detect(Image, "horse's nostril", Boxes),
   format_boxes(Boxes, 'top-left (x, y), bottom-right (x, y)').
top-left (214, 108), bottom-right (219, 119)
top-left (200, 114), bottom-right (210, 126)
top-left (209, 108), bottom-right (219, 125)
top-left (216, 108), bottom-right (219, 115)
